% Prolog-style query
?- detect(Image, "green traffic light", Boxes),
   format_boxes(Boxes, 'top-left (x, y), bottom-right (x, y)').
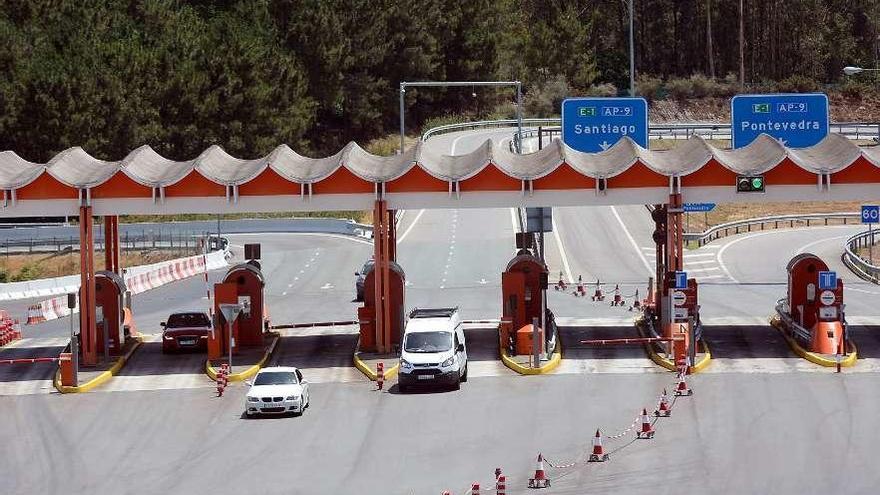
top-left (751, 177), bottom-right (763, 189)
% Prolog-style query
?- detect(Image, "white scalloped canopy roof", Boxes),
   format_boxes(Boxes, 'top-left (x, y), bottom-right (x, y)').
top-left (0, 133), bottom-right (878, 191)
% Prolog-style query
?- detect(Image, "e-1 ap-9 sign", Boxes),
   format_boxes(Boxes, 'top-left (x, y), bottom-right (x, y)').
top-left (731, 93), bottom-right (829, 149)
top-left (561, 97), bottom-right (648, 153)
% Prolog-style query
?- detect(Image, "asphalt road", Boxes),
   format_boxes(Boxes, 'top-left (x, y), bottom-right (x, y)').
top-left (3, 128), bottom-right (880, 494)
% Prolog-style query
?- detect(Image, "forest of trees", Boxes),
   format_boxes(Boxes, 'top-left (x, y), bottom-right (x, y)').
top-left (0, 0), bottom-right (878, 162)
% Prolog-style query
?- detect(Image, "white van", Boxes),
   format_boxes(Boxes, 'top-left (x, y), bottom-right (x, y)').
top-left (398, 307), bottom-right (467, 392)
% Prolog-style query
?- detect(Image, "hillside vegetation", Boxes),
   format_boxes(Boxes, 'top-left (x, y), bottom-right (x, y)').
top-left (1, 1), bottom-right (879, 163)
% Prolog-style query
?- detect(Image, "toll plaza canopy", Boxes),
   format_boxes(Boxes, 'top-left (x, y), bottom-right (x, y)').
top-left (0, 133), bottom-right (878, 216)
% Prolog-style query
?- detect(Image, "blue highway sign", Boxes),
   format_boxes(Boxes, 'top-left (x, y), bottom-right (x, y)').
top-left (674, 271), bottom-right (688, 289)
top-left (561, 97), bottom-right (648, 153)
top-left (683, 203), bottom-right (716, 213)
top-left (731, 93), bottom-right (829, 149)
top-left (818, 271), bottom-right (837, 290)
top-left (861, 205), bottom-right (879, 224)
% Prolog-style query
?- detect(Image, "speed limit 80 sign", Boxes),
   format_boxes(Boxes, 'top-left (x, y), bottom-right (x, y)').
top-left (862, 205), bottom-right (879, 224)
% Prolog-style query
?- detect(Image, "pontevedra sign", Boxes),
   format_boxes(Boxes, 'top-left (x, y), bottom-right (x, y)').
top-left (731, 93), bottom-right (829, 149)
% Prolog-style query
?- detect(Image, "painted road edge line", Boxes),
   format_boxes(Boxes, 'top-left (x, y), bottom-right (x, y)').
top-left (769, 317), bottom-right (858, 367)
top-left (636, 319), bottom-right (712, 373)
top-left (53, 337), bottom-right (144, 394)
top-left (499, 328), bottom-right (563, 375)
top-left (205, 332), bottom-right (281, 383)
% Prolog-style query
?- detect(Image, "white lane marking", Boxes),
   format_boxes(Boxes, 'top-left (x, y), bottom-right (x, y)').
top-left (684, 253), bottom-right (716, 259)
top-left (610, 206), bottom-right (653, 276)
top-left (552, 216), bottom-right (574, 284)
top-left (716, 225), bottom-right (864, 284)
top-left (846, 286), bottom-right (880, 295)
top-left (479, 278), bottom-right (487, 285)
top-left (288, 283), bottom-right (293, 288)
top-left (685, 260), bottom-right (717, 265)
top-left (282, 291), bottom-right (287, 296)
top-left (795, 234), bottom-right (852, 255)
top-left (320, 283), bottom-right (334, 290)
top-left (397, 209), bottom-right (425, 244)
top-left (451, 133), bottom-right (470, 155)
top-left (694, 274), bottom-right (726, 280)
top-left (685, 267), bottom-right (721, 273)
top-left (294, 277), bottom-right (299, 281)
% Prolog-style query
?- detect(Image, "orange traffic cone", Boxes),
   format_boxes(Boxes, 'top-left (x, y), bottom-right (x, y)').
top-left (611, 284), bottom-right (624, 306)
top-left (376, 362), bottom-right (385, 391)
top-left (575, 275), bottom-right (585, 297)
top-left (588, 429), bottom-right (610, 462)
top-left (555, 271), bottom-right (566, 291)
top-left (629, 289), bottom-right (641, 311)
top-left (654, 389), bottom-right (672, 417)
top-left (636, 408), bottom-right (655, 439)
top-left (527, 453), bottom-right (550, 488)
top-left (591, 279), bottom-right (604, 301)
top-left (675, 373), bottom-right (693, 396)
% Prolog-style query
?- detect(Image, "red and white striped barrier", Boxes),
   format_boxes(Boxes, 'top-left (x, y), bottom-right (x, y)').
top-left (376, 362), bottom-right (384, 390)
top-left (216, 363), bottom-right (230, 397)
top-left (496, 475), bottom-right (506, 495)
top-left (25, 252), bottom-right (223, 325)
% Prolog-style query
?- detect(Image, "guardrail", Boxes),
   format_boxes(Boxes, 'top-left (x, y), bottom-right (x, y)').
top-left (0, 231), bottom-right (207, 254)
top-left (775, 298), bottom-right (813, 343)
top-left (842, 229), bottom-right (880, 284)
top-left (684, 212), bottom-right (860, 247)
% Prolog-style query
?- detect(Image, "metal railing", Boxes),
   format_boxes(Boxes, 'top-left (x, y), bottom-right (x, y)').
top-left (684, 212), bottom-right (860, 247)
top-left (775, 298), bottom-right (812, 343)
top-left (0, 231), bottom-right (210, 254)
top-left (842, 229), bottom-right (880, 284)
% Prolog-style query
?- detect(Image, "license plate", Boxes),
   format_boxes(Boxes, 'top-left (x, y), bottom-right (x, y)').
top-left (417, 375), bottom-right (434, 380)
top-left (179, 339), bottom-right (196, 345)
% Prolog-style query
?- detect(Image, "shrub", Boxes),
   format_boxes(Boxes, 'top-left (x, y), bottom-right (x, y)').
top-left (524, 75), bottom-right (570, 118)
top-left (666, 77), bottom-right (693, 100)
top-left (636, 75), bottom-right (664, 102)
top-left (776, 75), bottom-right (820, 93)
top-left (840, 80), bottom-right (870, 101)
top-left (584, 83), bottom-right (618, 97)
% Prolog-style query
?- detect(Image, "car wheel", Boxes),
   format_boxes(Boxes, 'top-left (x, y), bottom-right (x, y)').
top-left (460, 364), bottom-right (468, 382)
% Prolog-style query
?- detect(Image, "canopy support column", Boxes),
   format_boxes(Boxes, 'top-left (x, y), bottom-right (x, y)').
top-left (373, 200), bottom-right (395, 353)
top-left (104, 215), bottom-right (120, 275)
top-left (79, 206), bottom-right (98, 366)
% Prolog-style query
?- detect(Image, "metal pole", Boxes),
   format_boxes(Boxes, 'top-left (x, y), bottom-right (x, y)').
top-left (532, 316), bottom-right (540, 368)
top-left (540, 230), bottom-right (547, 357)
top-left (399, 84), bottom-right (406, 154)
top-left (871, 223), bottom-right (874, 265)
top-left (628, 0), bottom-right (635, 96)
top-left (70, 296), bottom-right (78, 386)
top-left (228, 319), bottom-right (233, 371)
top-left (516, 81), bottom-right (523, 153)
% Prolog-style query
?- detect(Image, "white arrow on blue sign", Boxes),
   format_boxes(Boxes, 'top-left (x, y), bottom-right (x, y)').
top-left (561, 97), bottom-right (648, 153)
top-left (818, 271), bottom-right (837, 290)
top-left (674, 271), bottom-right (688, 289)
top-left (861, 205), bottom-right (879, 224)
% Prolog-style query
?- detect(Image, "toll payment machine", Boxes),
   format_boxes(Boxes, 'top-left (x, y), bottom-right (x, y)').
top-left (785, 253), bottom-right (844, 354)
top-left (357, 261), bottom-right (405, 352)
top-left (500, 251), bottom-right (549, 356)
top-left (210, 244), bottom-right (266, 360)
top-left (661, 271), bottom-right (700, 366)
top-left (93, 270), bottom-right (131, 357)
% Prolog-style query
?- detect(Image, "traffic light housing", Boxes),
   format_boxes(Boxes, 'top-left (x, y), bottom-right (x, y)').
top-left (736, 175), bottom-right (765, 193)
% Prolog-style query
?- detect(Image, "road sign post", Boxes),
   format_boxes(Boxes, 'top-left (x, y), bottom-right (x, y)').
top-left (674, 271), bottom-right (688, 290)
top-left (731, 93), bottom-right (829, 149)
top-left (561, 97), bottom-right (648, 153)
top-left (861, 205), bottom-right (879, 264)
top-left (818, 271), bottom-right (837, 290)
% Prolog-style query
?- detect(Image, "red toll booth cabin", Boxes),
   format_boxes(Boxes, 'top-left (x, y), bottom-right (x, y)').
top-left (94, 270), bottom-right (129, 357)
top-left (501, 251), bottom-right (548, 355)
top-left (786, 253), bottom-right (844, 354)
top-left (358, 261), bottom-right (405, 353)
top-left (210, 244), bottom-right (266, 360)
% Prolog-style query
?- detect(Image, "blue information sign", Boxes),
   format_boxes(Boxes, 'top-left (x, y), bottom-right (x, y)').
top-left (674, 271), bottom-right (688, 289)
top-left (731, 93), bottom-right (829, 149)
top-left (861, 205), bottom-right (879, 224)
top-left (818, 271), bottom-right (837, 290)
top-left (683, 203), bottom-right (716, 213)
top-left (561, 97), bottom-right (648, 153)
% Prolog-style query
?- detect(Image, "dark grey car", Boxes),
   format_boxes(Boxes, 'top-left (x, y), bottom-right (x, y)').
top-left (355, 259), bottom-right (374, 301)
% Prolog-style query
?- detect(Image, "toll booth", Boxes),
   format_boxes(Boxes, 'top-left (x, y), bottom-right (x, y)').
top-left (358, 261), bottom-right (405, 352)
top-left (93, 270), bottom-right (130, 357)
top-left (501, 251), bottom-right (549, 355)
top-left (786, 253), bottom-right (844, 354)
top-left (662, 272), bottom-right (700, 365)
top-left (210, 244), bottom-right (266, 360)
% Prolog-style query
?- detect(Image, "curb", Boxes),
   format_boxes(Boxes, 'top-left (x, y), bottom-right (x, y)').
top-left (636, 320), bottom-right (712, 373)
top-left (205, 332), bottom-right (281, 383)
top-left (53, 337), bottom-right (143, 394)
top-left (499, 328), bottom-right (563, 375)
top-left (352, 346), bottom-right (400, 381)
top-left (770, 318), bottom-right (858, 367)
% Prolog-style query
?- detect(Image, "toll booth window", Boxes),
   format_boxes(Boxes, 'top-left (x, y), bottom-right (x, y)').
top-left (167, 312), bottom-right (211, 328)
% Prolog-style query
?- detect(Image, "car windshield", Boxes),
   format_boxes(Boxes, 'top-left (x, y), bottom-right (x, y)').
top-left (167, 313), bottom-right (210, 328)
top-left (404, 331), bottom-right (453, 353)
top-left (254, 371), bottom-right (298, 386)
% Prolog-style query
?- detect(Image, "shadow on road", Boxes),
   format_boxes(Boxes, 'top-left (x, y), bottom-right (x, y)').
top-left (559, 325), bottom-right (648, 360)
top-left (701, 325), bottom-right (794, 359)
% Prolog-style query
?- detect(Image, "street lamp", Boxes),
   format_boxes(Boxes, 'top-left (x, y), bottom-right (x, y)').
top-left (843, 66), bottom-right (880, 76)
